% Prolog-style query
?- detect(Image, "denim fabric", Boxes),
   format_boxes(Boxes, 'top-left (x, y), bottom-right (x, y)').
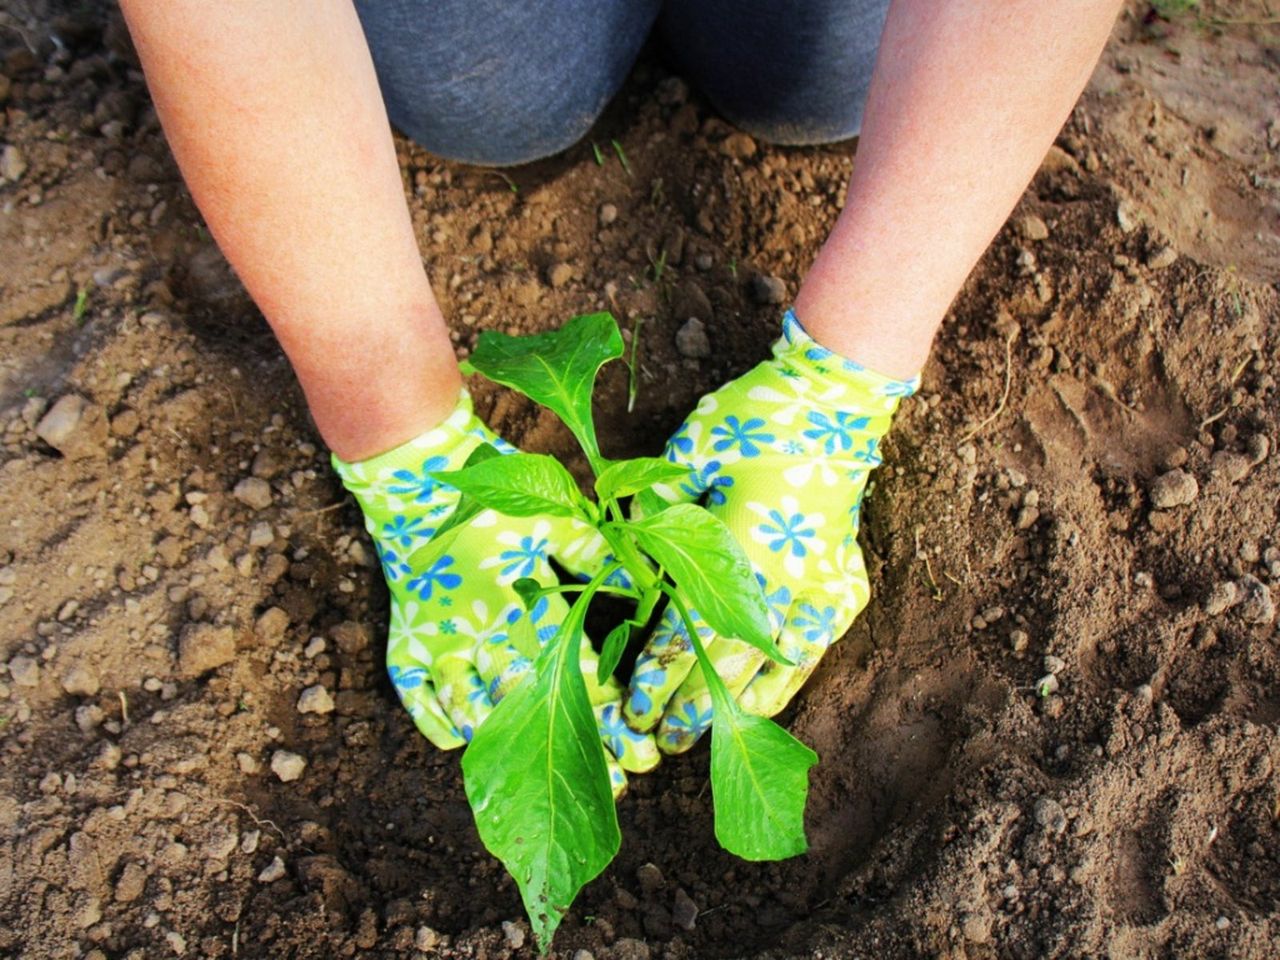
top-left (355, 0), bottom-right (889, 166)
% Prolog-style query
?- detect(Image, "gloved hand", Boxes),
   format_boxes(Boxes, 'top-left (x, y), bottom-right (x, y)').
top-left (333, 391), bottom-right (659, 793)
top-left (624, 310), bottom-right (918, 753)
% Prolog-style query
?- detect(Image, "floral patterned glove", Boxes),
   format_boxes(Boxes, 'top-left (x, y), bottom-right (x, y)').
top-left (333, 391), bottom-right (659, 793)
top-left (624, 310), bottom-right (918, 754)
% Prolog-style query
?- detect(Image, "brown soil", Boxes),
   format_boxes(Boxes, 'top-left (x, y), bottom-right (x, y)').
top-left (2, 4), bottom-right (1279, 959)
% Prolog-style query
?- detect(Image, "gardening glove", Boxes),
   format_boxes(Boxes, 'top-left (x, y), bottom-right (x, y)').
top-left (624, 309), bottom-right (919, 754)
top-left (332, 390), bottom-right (660, 793)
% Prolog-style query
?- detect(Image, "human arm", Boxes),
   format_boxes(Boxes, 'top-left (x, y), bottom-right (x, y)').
top-left (118, 0), bottom-right (460, 461)
top-left (626, 0), bottom-right (1124, 745)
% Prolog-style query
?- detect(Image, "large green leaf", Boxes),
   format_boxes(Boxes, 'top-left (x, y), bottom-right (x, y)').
top-left (594, 457), bottom-right (691, 502)
top-left (461, 591), bottom-right (618, 952)
top-left (432, 452), bottom-right (590, 520)
top-left (619, 504), bottom-right (780, 662)
top-left (404, 442), bottom-right (501, 570)
top-left (672, 594), bottom-right (817, 861)
top-left (465, 312), bottom-right (623, 470)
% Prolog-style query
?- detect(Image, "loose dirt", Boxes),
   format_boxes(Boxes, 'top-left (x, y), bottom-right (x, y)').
top-left (2, 4), bottom-right (1278, 958)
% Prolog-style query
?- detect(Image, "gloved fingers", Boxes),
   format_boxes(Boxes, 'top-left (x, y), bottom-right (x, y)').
top-left (386, 661), bottom-right (466, 750)
top-left (656, 635), bottom-right (767, 755)
top-left (433, 656), bottom-right (495, 744)
top-left (739, 598), bottom-right (843, 717)
top-left (594, 697), bottom-right (660, 774)
top-left (605, 748), bottom-right (628, 800)
top-left (622, 604), bottom-right (712, 733)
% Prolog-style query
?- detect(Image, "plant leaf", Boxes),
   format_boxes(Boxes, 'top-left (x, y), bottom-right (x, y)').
top-left (619, 504), bottom-right (780, 662)
top-left (404, 442), bottom-right (502, 569)
top-left (432, 452), bottom-right (590, 520)
top-left (465, 312), bottom-right (623, 470)
top-left (632, 487), bottom-right (670, 520)
top-left (462, 593), bottom-right (619, 951)
top-left (595, 621), bottom-right (630, 686)
top-left (708, 683), bottom-right (816, 860)
top-left (673, 594), bottom-right (816, 861)
top-left (595, 457), bottom-right (690, 502)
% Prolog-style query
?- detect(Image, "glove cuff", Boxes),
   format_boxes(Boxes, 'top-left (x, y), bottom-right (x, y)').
top-left (330, 388), bottom-right (494, 505)
top-left (774, 309), bottom-right (921, 404)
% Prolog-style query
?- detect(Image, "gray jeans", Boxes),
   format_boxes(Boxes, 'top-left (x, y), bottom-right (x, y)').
top-left (355, 0), bottom-right (890, 165)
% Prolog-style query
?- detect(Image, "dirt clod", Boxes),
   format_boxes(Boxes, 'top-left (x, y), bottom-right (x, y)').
top-left (233, 477), bottom-right (274, 510)
top-left (1149, 468), bottom-right (1199, 508)
top-left (176, 623), bottom-right (235, 677)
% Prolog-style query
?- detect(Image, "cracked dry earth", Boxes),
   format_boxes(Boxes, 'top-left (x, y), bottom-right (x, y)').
top-left (2, 4), bottom-right (1279, 959)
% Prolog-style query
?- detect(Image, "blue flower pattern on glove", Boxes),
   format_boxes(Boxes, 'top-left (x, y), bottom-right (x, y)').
top-left (803, 410), bottom-right (871, 455)
top-left (497, 535), bottom-right (550, 579)
top-left (386, 455), bottom-right (451, 503)
top-left (758, 509), bottom-right (818, 559)
top-left (710, 415), bottom-right (774, 458)
top-left (407, 555), bottom-right (463, 602)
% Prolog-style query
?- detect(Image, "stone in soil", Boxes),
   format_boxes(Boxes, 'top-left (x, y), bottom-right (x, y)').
top-left (1034, 797), bottom-right (1068, 835)
top-left (672, 887), bottom-right (698, 931)
top-left (1235, 575), bottom-right (1274, 624)
top-left (1149, 469), bottom-right (1198, 508)
top-left (258, 856), bottom-right (287, 883)
top-left (1203, 581), bottom-right (1238, 616)
top-left (720, 132), bottom-right (757, 160)
top-left (254, 606), bottom-right (289, 644)
top-left (271, 749), bottom-right (307, 782)
top-left (547, 262), bottom-right (574, 288)
top-left (599, 203), bottom-right (618, 226)
top-left (675, 318), bottom-right (711, 359)
top-left (233, 476), bottom-right (274, 510)
top-left (297, 684), bottom-right (335, 715)
top-left (60, 664), bottom-right (100, 697)
top-left (749, 272), bottom-right (787, 305)
top-left (177, 623), bottom-right (236, 677)
top-left (35, 394), bottom-right (108, 459)
top-left (0, 144), bottom-right (26, 182)
top-left (8, 655), bottom-right (39, 687)
top-left (1020, 214), bottom-right (1049, 241)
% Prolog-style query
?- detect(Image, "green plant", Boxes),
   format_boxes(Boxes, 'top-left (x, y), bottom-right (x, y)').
top-left (409, 312), bottom-right (816, 951)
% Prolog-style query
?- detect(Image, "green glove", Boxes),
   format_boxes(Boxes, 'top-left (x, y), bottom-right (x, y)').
top-left (624, 310), bottom-right (918, 753)
top-left (333, 391), bottom-right (659, 792)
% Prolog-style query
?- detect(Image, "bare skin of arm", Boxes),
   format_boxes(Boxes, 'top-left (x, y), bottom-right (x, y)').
top-left (795, 0), bottom-right (1123, 379)
top-left (119, 0), bottom-right (460, 462)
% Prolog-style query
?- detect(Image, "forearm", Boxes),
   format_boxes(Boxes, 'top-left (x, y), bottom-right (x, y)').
top-left (120, 0), bottom-right (460, 459)
top-left (795, 0), bottom-right (1123, 378)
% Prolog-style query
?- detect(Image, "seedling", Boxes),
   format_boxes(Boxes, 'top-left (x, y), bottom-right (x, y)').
top-left (72, 286), bottom-right (90, 324)
top-left (409, 312), bottom-right (816, 951)
top-left (611, 139), bottom-right (632, 176)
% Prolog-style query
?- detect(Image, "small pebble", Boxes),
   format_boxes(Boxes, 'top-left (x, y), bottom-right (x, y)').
top-left (233, 477), bottom-right (273, 511)
top-left (598, 203), bottom-right (618, 227)
top-left (547, 263), bottom-right (573, 288)
top-left (1235, 575), bottom-right (1275, 624)
top-left (1145, 246), bottom-right (1177, 270)
top-left (1149, 469), bottom-right (1198, 509)
top-left (1033, 797), bottom-right (1068, 835)
top-left (1036, 674), bottom-right (1060, 697)
top-left (270, 750), bottom-right (307, 782)
top-left (672, 887), bottom-right (698, 931)
top-left (8, 655), bottom-right (39, 687)
top-left (257, 856), bottom-right (286, 883)
top-left (749, 273), bottom-right (786, 305)
top-left (501, 920), bottom-right (526, 950)
top-left (415, 926), bottom-right (441, 950)
top-left (1203, 581), bottom-right (1238, 616)
top-left (61, 664), bottom-right (100, 697)
top-left (296, 685), bottom-right (335, 715)
top-left (1020, 215), bottom-right (1049, 241)
top-left (0, 144), bottom-right (26, 182)
top-left (674, 318), bottom-right (711, 359)
top-left (1043, 655), bottom-right (1065, 675)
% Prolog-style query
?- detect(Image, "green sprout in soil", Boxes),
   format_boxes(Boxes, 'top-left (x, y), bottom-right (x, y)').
top-left (611, 139), bottom-right (632, 176)
top-left (72, 286), bottom-right (90, 324)
top-left (408, 312), bottom-right (816, 952)
top-left (591, 141), bottom-right (604, 166)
